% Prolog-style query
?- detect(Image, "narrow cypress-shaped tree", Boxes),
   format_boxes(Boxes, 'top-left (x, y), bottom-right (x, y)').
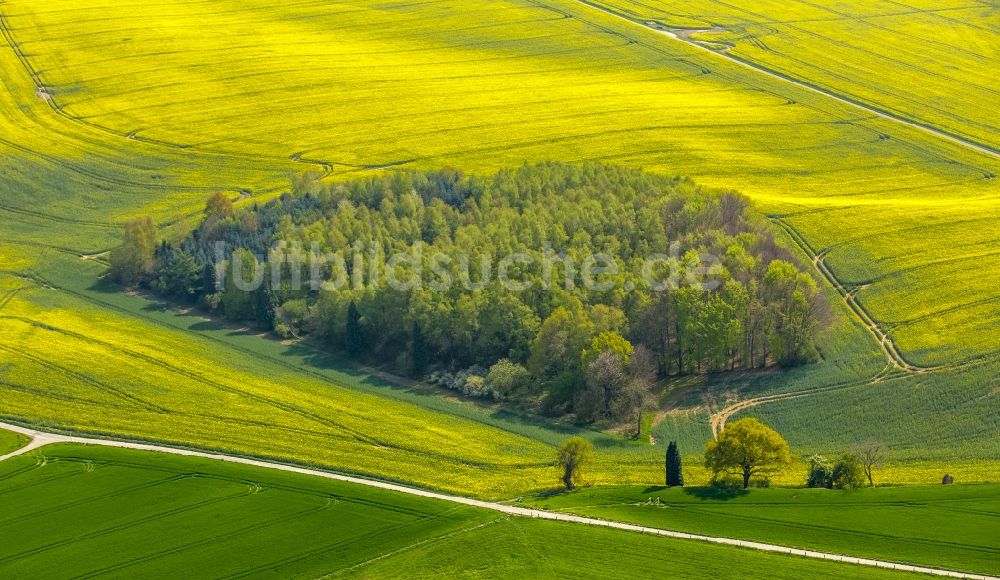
top-left (666, 440), bottom-right (684, 487)
top-left (346, 301), bottom-right (364, 357)
top-left (253, 287), bottom-right (276, 331)
top-left (201, 262), bottom-right (218, 295)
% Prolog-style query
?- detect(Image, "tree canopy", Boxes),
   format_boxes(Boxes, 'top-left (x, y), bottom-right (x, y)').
top-left (704, 418), bottom-right (791, 488)
top-left (109, 217), bottom-right (156, 287)
top-left (557, 436), bottom-right (593, 490)
top-left (123, 163), bottom-right (828, 422)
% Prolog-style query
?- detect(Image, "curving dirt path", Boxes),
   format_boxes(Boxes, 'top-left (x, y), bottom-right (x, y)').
top-left (772, 218), bottom-right (934, 374)
top-left (708, 367), bottom-right (895, 437)
top-left (0, 421), bottom-right (995, 579)
top-left (707, 216), bottom-right (934, 435)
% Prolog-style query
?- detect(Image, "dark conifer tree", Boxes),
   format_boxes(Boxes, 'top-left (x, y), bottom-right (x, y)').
top-left (666, 440), bottom-right (684, 487)
top-left (346, 301), bottom-right (364, 357)
top-left (410, 321), bottom-right (429, 378)
top-left (254, 287), bottom-right (276, 331)
top-left (201, 262), bottom-right (218, 295)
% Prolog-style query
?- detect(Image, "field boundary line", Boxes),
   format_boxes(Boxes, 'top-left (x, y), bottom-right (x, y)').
top-left (0, 421), bottom-right (994, 580)
top-left (565, 0), bottom-right (1000, 159)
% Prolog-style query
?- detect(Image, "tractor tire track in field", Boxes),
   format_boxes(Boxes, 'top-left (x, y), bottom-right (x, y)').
top-left (0, 422), bottom-right (994, 580)
top-left (689, 0), bottom-right (1000, 143)
top-left (707, 213), bottom-right (940, 434)
top-left (567, 0), bottom-right (1000, 159)
top-left (220, 507), bottom-right (455, 580)
top-left (13, 271), bottom-right (557, 464)
top-left (332, 517), bottom-right (506, 578)
top-left (76, 500), bottom-right (336, 579)
top-left (77, 455), bottom-right (437, 519)
top-left (0, 473), bottom-right (194, 528)
top-left (772, 217), bottom-right (934, 373)
top-left (0, 8), bottom-right (338, 181)
top-left (707, 211), bottom-right (1000, 432)
top-left (0, 310), bottom-right (551, 471)
top-left (708, 368), bottom-right (898, 437)
top-left (674, 503), bottom-right (1000, 555)
top-left (0, 488), bottom-right (253, 567)
top-left (0, 342), bottom-right (167, 413)
top-left (707, 208), bottom-right (961, 433)
top-left (0, 285), bottom-right (26, 311)
top-left (0, 203), bottom-right (117, 228)
top-left (0, 315), bottom-right (388, 448)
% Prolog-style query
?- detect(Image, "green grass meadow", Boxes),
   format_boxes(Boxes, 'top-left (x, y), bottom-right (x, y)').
top-left (0, 444), bottom-right (934, 579)
top-left (525, 484), bottom-right (1000, 576)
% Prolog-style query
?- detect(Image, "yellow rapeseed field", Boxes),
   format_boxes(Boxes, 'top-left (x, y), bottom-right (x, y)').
top-left (0, 0), bottom-right (996, 494)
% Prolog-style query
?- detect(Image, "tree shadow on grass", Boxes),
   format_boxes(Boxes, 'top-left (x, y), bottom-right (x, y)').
top-left (682, 486), bottom-right (750, 501)
top-left (86, 277), bottom-right (124, 294)
top-left (84, 277), bottom-right (647, 447)
top-left (535, 487), bottom-right (572, 499)
top-left (281, 340), bottom-right (601, 440)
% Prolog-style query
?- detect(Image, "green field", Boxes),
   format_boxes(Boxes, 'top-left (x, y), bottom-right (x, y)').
top-left (343, 518), bottom-right (914, 579)
top-left (0, 0), bottom-right (997, 498)
top-left (0, 444), bottom-right (926, 579)
top-left (0, 428), bottom-right (27, 456)
top-left (526, 484), bottom-right (1000, 576)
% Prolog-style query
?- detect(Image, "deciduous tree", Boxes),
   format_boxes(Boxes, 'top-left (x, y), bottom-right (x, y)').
top-left (582, 331), bottom-right (633, 368)
top-left (558, 436), bottom-right (593, 490)
top-left (485, 359), bottom-right (531, 401)
top-left (856, 441), bottom-right (885, 488)
top-left (704, 418), bottom-right (791, 488)
top-left (577, 350), bottom-right (627, 423)
top-left (109, 217), bottom-right (156, 287)
top-left (831, 453), bottom-right (865, 489)
top-left (205, 192), bottom-right (235, 219)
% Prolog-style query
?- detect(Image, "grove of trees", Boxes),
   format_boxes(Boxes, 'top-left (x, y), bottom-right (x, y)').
top-left (808, 441), bottom-right (884, 489)
top-left (112, 163), bottom-right (828, 424)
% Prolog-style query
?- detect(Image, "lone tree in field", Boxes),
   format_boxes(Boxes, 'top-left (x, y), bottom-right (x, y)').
top-left (665, 441), bottom-right (683, 487)
top-left (704, 418), bottom-right (791, 489)
top-left (558, 436), bottom-right (593, 490)
top-left (856, 441), bottom-right (885, 487)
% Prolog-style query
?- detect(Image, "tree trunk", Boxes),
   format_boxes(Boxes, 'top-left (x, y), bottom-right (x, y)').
top-left (742, 468), bottom-right (751, 489)
top-left (675, 319), bottom-right (683, 375)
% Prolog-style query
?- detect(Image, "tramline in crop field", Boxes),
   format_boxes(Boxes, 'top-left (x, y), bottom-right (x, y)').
top-left (0, 0), bottom-right (996, 498)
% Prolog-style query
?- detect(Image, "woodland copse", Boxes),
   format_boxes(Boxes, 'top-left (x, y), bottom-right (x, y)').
top-left (112, 163), bottom-right (827, 423)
